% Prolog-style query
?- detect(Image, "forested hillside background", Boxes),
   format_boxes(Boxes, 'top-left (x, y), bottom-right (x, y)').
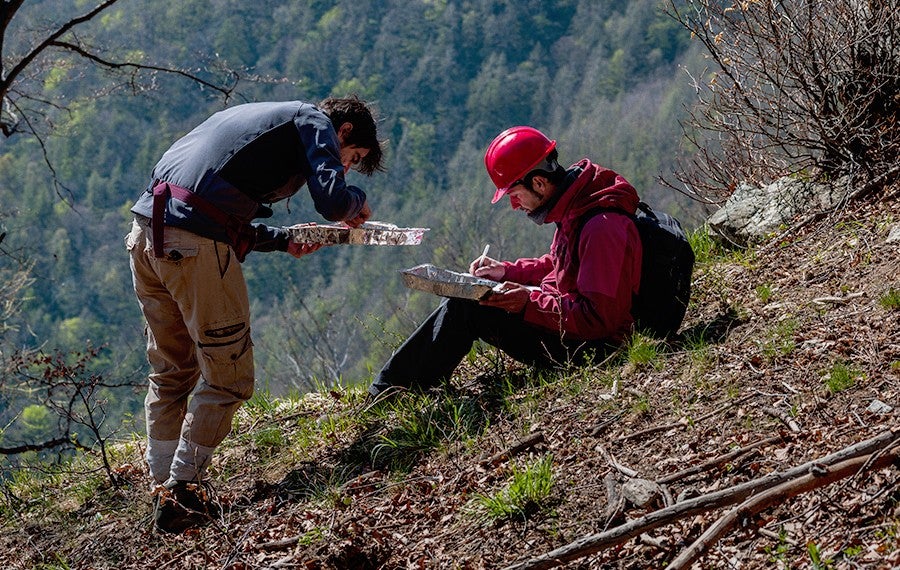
top-left (0, 0), bottom-right (702, 452)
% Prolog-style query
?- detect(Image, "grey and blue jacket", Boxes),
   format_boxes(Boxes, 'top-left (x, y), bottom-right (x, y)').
top-left (131, 101), bottom-right (366, 254)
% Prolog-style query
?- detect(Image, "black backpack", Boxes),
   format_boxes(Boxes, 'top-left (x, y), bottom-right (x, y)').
top-left (575, 202), bottom-right (695, 339)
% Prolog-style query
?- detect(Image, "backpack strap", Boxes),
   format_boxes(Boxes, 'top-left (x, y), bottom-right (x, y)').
top-left (570, 202), bottom-right (649, 267)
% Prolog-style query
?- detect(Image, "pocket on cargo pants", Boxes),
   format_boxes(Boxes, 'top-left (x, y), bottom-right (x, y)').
top-left (184, 320), bottom-right (255, 447)
top-left (199, 323), bottom-right (255, 399)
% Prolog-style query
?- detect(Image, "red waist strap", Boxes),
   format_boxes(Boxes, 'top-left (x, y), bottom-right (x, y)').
top-left (151, 181), bottom-right (255, 261)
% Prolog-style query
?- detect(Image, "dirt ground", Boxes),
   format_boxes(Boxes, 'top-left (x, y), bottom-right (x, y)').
top-left (2, 186), bottom-right (898, 569)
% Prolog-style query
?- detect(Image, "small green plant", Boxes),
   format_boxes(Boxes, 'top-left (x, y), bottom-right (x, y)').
top-left (683, 329), bottom-right (715, 376)
top-left (878, 287), bottom-right (900, 310)
top-left (686, 224), bottom-right (757, 266)
top-left (891, 361), bottom-right (900, 373)
top-left (841, 544), bottom-right (863, 558)
top-left (298, 526), bottom-right (326, 546)
top-left (764, 528), bottom-right (792, 565)
top-left (626, 334), bottom-right (662, 369)
top-left (244, 387), bottom-right (278, 417)
top-left (760, 317), bottom-right (797, 361)
top-left (371, 394), bottom-right (486, 472)
top-left (472, 454), bottom-right (555, 521)
top-left (68, 461), bottom-right (106, 504)
top-left (597, 368), bottom-right (621, 391)
top-left (252, 426), bottom-right (285, 455)
top-left (755, 283), bottom-right (774, 303)
top-left (687, 224), bottom-right (721, 264)
top-left (631, 395), bottom-right (651, 416)
top-left (807, 540), bottom-right (834, 569)
top-left (823, 361), bottom-right (861, 394)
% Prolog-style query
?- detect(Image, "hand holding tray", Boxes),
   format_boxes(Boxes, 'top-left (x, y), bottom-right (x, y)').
top-left (401, 264), bottom-right (501, 300)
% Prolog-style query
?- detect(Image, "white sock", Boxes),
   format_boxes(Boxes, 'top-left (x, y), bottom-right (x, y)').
top-left (168, 438), bottom-right (216, 482)
top-left (146, 438), bottom-right (179, 484)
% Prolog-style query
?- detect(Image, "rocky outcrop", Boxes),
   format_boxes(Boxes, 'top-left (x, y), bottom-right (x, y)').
top-left (707, 177), bottom-right (853, 247)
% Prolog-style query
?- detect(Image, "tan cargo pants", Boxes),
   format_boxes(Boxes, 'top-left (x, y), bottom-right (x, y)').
top-left (126, 217), bottom-right (255, 482)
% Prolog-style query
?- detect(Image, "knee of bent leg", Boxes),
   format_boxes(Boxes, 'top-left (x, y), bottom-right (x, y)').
top-left (197, 321), bottom-right (255, 402)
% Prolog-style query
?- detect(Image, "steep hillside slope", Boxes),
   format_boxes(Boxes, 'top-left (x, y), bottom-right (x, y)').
top-left (1, 185), bottom-right (898, 568)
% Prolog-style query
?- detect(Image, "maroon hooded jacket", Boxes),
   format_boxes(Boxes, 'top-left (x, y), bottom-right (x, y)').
top-left (502, 159), bottom-right (642, 342)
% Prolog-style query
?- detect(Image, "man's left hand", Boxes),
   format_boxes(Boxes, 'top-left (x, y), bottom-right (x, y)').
top-left (287, 241), bottom-right (324, 258)
top-left (344, 201), bottom-right (372, 228)
top-left (480, 282), bottom-right (530, 313)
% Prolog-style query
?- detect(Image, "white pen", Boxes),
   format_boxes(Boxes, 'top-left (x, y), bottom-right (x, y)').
top-left (479, 244), bottom-right (490, 268)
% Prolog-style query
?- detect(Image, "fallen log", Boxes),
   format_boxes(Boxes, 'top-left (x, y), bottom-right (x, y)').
top-left (502, 429), bottom-right (900, 570)
top-left (666, 444), bottom-right (900, 569)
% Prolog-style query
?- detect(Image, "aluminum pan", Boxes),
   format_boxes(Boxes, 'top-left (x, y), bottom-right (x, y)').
top-left (401, 263), bottom-right (500, 300)
top-left (287, 221), bottom-right (428, 246)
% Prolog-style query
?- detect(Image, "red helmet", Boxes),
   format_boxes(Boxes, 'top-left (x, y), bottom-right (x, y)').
top-left (484, 126), bottom-right (556, 204)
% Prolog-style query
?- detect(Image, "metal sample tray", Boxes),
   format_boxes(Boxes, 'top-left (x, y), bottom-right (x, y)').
top-left (401, 264), bottom-right (500, 300)
top-left (287, 221), bottom-right (428, 246)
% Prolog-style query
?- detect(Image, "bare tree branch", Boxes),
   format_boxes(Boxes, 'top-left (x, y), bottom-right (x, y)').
top-left (0, 0), bottom-right (242, 193)
top-left (664, 0), bottom-right (900, 202)
top-left (0, 436), bottom-right (78, 455)
top-left (47, 39), bottom-right (238, 98)
top-left (666, 445), bottom-right (900, 570)
top-left (0, 0), bottom-right (120, 101)
top-left (6, 95), bottom-right (75, 201)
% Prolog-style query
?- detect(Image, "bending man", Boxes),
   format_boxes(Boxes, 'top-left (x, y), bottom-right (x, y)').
top-left (126, 96), bottom-right (384, 533)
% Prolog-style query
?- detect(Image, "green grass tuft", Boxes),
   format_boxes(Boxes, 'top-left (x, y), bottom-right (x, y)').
top-left (755, 283), bottom-right (774, 303)
top-left (760, 317), bottom-right (797, 361)
top-left (370, 393), bottom-right (486, 472)
top-left (878, 287), bottom-right (900, 310)
top-left (823, 361), bottom-right (862, 394)
top-left (472, 454), bottom-right (555, 521)
top-left (625, 334), bottom-right (663, 369)
top-left (688, 225), bottom-right (725, 265)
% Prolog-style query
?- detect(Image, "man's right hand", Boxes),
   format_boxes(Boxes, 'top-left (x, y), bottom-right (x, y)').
top-left (469, 256), bottom-right (505, 281)
top-left (287, 241), bottom-right (324, 258)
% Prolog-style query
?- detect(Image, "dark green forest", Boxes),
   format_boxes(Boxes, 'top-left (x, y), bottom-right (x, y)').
top-left (0, 0), bottom-right (703, 453)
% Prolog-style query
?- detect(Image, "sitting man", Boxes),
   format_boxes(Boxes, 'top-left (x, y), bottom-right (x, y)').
top-left (368, 126), bottom-right (642, 398)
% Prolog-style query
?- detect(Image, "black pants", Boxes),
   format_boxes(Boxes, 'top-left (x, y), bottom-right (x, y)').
top-left (369, 298), bottom-right (611, 397)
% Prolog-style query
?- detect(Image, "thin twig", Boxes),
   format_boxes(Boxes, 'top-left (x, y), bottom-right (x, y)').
top-left (656, 434), bottom-right (787, 484)
top-left (611, 394), bottom-right (755, 444)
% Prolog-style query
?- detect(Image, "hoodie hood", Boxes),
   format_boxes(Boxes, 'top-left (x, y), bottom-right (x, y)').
top-left (544, 159), bottom-right (639, 224)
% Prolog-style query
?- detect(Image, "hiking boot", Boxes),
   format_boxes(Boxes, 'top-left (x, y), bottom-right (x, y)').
top-left (153, 480), bottom-right (220, 534)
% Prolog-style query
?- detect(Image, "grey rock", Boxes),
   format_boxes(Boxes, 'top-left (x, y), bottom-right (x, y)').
top-left (887, 224), bottom-right (900, 244)
top-left (867, 399), bottom-right (893, 414)
top-left (622, 478), bottom-right (661, 508)
top-left (708, 177), bottom-right (852, 247)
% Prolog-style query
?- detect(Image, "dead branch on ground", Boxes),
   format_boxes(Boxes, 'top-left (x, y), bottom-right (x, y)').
top-left (666, 445), bottom-right (900, 569)
top-left (480, 432), bottom-right (545, 467)
top-left (656, 434), bottom-right (788, 485)
top-left (502, 429), bottom-right (900, 570)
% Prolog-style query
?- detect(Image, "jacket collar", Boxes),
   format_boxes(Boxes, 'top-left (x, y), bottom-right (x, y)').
top-left (542, 159), bottom-right (639, 224)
